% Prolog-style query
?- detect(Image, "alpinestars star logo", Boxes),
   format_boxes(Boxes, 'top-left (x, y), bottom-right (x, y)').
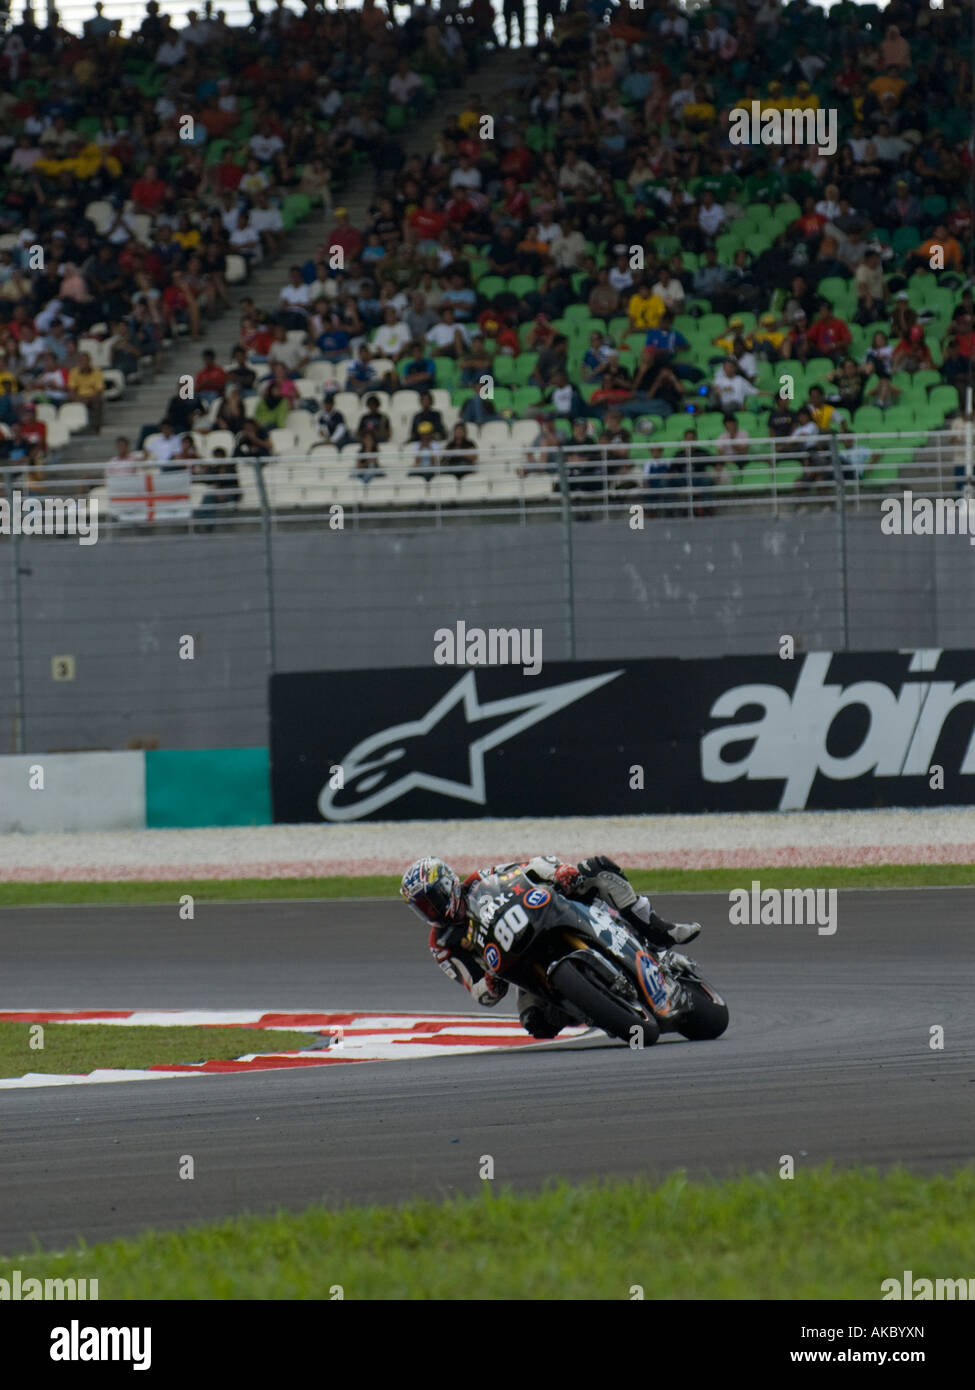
top-left (318, 669), bottom-right (623, 821)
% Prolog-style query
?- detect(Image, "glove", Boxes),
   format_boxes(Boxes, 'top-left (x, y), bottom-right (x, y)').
top-left (526, 856), bottom-right (583, 895)
top-left (576, 856), bottom-right (637, 911)
top-left (472, 973), bottom-right (508, 1007)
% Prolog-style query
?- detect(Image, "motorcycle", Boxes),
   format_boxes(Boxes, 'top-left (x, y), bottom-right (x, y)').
top-left (466, 867), bottom-right (728, 1047)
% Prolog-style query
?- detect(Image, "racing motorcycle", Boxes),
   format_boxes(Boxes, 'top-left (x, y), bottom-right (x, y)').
top-left (467, 867), bottom-right (728, 1047)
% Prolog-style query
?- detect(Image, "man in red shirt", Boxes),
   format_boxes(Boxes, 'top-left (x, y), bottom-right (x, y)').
top-left (791, 196), bottom-right (827, 241)
top-left (241, 316), bottom-right (275, 357)
top-left (19, 403), bottom-right (47, 448)
top-left (406, 194), bottom-right (445, 241)
top-left (195, 349), bottom-right (227, 399)
top-left (130, 163), bottom-right (169, 215)
top-left (327, 208), bottom-right (364, 263)
top-left (500, 135), bottom-right (533, 182)
top-left (806, 300), bottom-right (852, 359)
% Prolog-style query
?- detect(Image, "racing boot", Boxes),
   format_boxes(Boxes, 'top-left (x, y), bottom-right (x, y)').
top-left (518, 997), bottom-right (574, 1039)
top-left (646, 912), bottom-right (701, 947)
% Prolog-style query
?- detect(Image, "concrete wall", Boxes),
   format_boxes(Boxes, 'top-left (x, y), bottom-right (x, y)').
top-left (0, 512), bottom-right (959, 753)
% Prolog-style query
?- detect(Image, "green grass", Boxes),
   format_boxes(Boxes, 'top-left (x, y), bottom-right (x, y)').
top-left (2, 862), bottom-right (974, 909)
top-left (6, 1166), bottom-right (973, 1299)
top-left (0, 1023), bottom-right (315, 1076)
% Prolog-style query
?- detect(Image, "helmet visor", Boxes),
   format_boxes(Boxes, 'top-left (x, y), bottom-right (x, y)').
top-left (405, 892), bottom-right (444, 925)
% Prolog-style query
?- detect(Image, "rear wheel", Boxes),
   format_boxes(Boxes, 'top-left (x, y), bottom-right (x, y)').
top-left (550, 957), bottom-right (659, 1047)
top-left (677, 980), bottom-right (729, 1040)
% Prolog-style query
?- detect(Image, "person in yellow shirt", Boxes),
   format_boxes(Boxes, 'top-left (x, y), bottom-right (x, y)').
top-left (868, 67), bottom-right (907, 104)
top-left (761, 81), bottom-right (791, 115)
top-left (627, 281), bottom-right (666, 331)
top-left (753, 313), bottom-right (787, 356)
top-left (67, 353), bottom-right (105, 434)
top-left (806, 385), bottom-right (846, 433)
top-left (791, 80), bottom-right (820, 111)
top-left (712, 316), bottom-right (753, 355)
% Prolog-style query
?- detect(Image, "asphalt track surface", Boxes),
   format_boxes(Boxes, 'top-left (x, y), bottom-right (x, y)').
top-left (1, 891), bottom-right (973, 1253)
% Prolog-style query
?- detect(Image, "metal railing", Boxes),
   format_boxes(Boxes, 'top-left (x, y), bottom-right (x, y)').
top-left (2, 424), bottom-right (973, 754)
top-left (6, 425), bottom-right (967, 528)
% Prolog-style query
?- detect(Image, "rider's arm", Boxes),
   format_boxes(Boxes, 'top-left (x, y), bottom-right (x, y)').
top-left (429, 924), bottom-right (508, 1006)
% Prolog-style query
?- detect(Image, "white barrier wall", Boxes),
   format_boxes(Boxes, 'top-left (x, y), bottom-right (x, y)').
top-left (0, 753), bottom-right (146, 833)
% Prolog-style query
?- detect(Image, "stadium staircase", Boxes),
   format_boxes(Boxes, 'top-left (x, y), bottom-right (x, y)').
top-left (60, 44), bottom-right (532, 476)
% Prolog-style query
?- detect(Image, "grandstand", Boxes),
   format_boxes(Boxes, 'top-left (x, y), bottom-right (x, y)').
top-left (1, 0), bottom-right (972, 526)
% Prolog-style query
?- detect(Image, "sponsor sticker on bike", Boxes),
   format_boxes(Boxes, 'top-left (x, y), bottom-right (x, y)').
top-left (484, 943), bottom-right (501, 971)
top-left (524, 887), bottom-right (551, 908)
top-left (635, 951), bottom-right (674, 1015)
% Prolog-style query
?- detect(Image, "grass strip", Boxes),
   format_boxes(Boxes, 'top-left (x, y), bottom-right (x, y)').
top-left (0, 1023), bottom-right (315, 1076)
top-left (5, 1166), bottom-right (973, 1299)
top-left (2, 862), bottom-right (975, 909)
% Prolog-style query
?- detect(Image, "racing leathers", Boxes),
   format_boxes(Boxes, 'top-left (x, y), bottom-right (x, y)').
top-left (427, 855), bottom-right (701, 1037)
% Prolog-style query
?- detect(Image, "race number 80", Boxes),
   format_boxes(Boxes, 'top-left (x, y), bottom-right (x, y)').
top-left (494, 902), bottom-right (529, 950)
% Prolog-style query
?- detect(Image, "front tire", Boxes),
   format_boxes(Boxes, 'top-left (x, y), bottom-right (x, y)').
top-left (550, 958), bottom-right (660, 1047)
top-left (677, 980), bottom-right (729, 1040)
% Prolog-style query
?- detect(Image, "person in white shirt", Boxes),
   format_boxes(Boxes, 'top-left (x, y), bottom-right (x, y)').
top-left (426, 308), bottom-right (469, 356)
top-left (536, 211), bottom-right (563, 246)
top-left (697, 190), bottom-right (726, 239)
top-left (372, 308), bottom-right (412, 359)
top-left (145, 421), bottom-right (184, 462)
top-left (389, 62), bottom-right (424, 106)
top-left (278, 270), bottom-right (312, 321)
top-left (815, 184), bottom-right (842, 221)
top-left (449, 156), bottom-right (482, 191)
top-left (712, 359), bottom-right (760, 410)
top-left (250, 130), bottom-right (285, 163)
top-left (609, 254), bottom-right (635, 294)
top-left (558, 150), bottom-right (598, 195)
top-left (155, 36), bottom-right (187, 67)
top-left (651, 268), bottom-right (685, 312)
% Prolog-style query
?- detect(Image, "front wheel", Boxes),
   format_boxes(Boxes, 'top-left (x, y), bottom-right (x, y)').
top-left (550, 958), bottom-right (660, 1047)
top-left (677, 980), bottom-right (729, 1040)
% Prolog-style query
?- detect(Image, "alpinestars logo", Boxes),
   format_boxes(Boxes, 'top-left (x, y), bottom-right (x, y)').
top-left (701, 649), bottom-right (975, 810)
top-left (318, 669), bottom-right (622, 821)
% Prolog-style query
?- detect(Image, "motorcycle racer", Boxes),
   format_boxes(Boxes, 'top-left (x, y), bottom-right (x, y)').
top-left (400, 854), bottom-right (702, 1038)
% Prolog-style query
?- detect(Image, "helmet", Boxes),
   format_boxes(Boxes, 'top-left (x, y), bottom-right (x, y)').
top-left (401, 857), bottom-right (463, 927)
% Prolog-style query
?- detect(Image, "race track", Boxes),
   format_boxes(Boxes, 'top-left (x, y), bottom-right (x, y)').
top-left (1, 891), bottom-right (973, 1253)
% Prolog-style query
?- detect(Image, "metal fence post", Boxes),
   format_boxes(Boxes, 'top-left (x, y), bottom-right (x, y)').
top-left (6, 470), bottom-right (26, 753)
top-left (828, 435), bottom-right (850, 652)
top-left (253, 459), bottom-right (277, 675)
top-left (555, 454), bottom-right (576, 660)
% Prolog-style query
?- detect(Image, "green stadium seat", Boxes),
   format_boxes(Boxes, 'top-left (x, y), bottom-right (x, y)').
top-left (513, 386), bottom-right (543, 413)
top-left (512, 353), bottom-right (539, 383)
top-left (508, 275), bottom-right (538, 298)
top-left (735, 461), bottom-right (774, 492)
top-left (929, 384), bottom-right (960, 415)
top-left (476, 276), bottom-right (505, 299)
top-left (892, 226), bottom-right (921, 255)
top-left (853, 406), bottom-right (885, 432)
top-left (433, 358), bottom-right (457, 387)
top-left (805, 358), bottom-right (834, 383)
top-left (772, 458), bottom-right (804, 491)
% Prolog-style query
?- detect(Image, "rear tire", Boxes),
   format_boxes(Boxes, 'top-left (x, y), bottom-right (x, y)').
top-left (550, 958), bottom-right (659, 1047)
top-left (677, 980), bottom-right (729, 1040)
